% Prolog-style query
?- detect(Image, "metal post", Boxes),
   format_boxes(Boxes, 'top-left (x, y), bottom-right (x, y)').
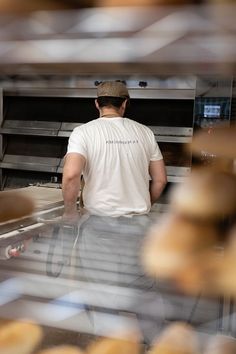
top-left (0, 87), bottom-right (3, 189)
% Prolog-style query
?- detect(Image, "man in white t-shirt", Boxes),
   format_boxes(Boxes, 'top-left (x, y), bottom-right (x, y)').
top-left (61, 81), bottom-right (167, 339)
top-left (62, 81), bottom-right (167, 220)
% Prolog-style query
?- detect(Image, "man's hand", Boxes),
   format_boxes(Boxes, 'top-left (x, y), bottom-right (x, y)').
top-left (62, 210), bottom-right (80, 225)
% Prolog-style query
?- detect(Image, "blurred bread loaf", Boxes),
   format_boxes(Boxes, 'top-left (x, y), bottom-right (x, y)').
top-left (36, 346), bottom-right (84, 354)
top-left (212, 226), bottom-right (236, 296)
top-left (0, 191), bottom-right (35, 223)
top-left (142, 214), bottom-right (219, 278)
top-left (96, 0), bottom-right (190, 6)
top-left (173, 225), bottom-right (236, 297)
top-left (174, 249), bottom-right (222, 296)
top-left (170, 169), bottom-right (236, 220)
top-left (204, 334), bottom-right (236, 354)
top-left (191, 125), bottom-right (236, 160)
top-left (148, 322), bottom-right (199, 354)
top-left (86, 336), bottom-right (140, 354)
top-left (0, 320), bottom-right (43, 354)
top-left (142, 123), bottom-right (236, 296)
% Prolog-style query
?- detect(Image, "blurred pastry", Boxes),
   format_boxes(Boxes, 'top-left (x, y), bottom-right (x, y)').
top-left (0, 320), bottom-right (43, 354)
top-left (210, 257), bottom-right (236, 297)
top-left (204, 334), bottom-right (236, 354)
top-left (0, 191), bottom-right (35, 223)
top-left (149, 322), bottom-right (199, 354)
top-left (175, 225), bottom-right (236, 297)
top-left (87, 336), bottom-right (140, 354)
top-left (191, 125), bottom-right (236, 160)
top-left (142, 214), bottom-right (219, 279)
top-left (97, 0), bottom-right (155, 5)
top-left (96, 0), bottom-right (190, 5)
top-left (212, 226), bottom-right (236, 296)
top-left (174, 249), bottom-right (223, 296)
top-left (226, 224), bottom-right (236, 249)
top-left (170, 169), bottom-right (236, 220)
top-left (36, 346), bottom-right (84, 354)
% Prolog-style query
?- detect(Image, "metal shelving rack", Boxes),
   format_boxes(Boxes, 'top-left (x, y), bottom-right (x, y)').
top-left (0, 76), bottom-right (195, 189)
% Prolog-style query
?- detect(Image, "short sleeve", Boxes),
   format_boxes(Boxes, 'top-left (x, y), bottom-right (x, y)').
top-left (66, 128), bottom-right (87, 159)
top-left (150, 132), bottom-right (163, 161)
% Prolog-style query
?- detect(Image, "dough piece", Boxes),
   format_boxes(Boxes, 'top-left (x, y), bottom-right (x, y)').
top-left (149, 322), bottom-right (199, 354)
top-left (142, 214), bottom-right (219, 278)
top-left (36, 346), bottom-right (84, 354)
top-left (170, 169), bottom-right (236, 220)
top-left (0, 191), bottom-right (35, 223)
top-left (204, 334), bottom-right (236, 354)
top-left (212, 227), bottom-right (236, 296)
top-left (191, 125), bottom-right (236, 159)
top-left (97, 0), bottom-right (189, 5)
top-left (174, 249), bottom-right (222, 296)
top-left (0, 320), bottom-right (43, 354)
top-left (176, 225), bottom-right (236, 297)
top-left (87, 337), bottom-right (140, 354)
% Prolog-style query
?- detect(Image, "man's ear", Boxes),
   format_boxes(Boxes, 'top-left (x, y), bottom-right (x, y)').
top-left (95, 99), bottom-right (99, 110)
top-left (121, 99), bottom-right (127, 111)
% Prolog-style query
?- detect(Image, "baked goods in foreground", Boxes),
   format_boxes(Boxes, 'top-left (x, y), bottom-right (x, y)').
top-left (211, 225), bottom-right (236, 296)
top-left (174, 249), bottom-right (223, 296)
top-left (204, 334), bottom-right (236, 354)
top-left (142, 214), bottom-right (219, 279)
top-left (148, 322), bottom-right (200, 354)
top-left (142, 154), bottom-right (236, 296)
top-left (0, 191), bottom-right (35, 223)
top-left (36, 346), bottom-right (84, 354)
top-left (86, 336), bottom-right (141, 354)
top-left (191, 124), bottom-right (236, 160)
top-left (97, 0), bottom-right (190, 5)
top-left (0, 320), bottom-right (43, 354)
top-left (170, 169), bottom-right (236, 221)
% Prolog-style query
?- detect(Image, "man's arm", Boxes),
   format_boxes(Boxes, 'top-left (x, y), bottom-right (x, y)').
top-left (149, 159), bottom-right (167, 205)
top-left (62, 153), bottom-right (86, 221)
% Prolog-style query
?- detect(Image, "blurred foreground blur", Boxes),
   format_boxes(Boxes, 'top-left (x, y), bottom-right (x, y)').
top-left (0, 0), bottom-right (236, 353)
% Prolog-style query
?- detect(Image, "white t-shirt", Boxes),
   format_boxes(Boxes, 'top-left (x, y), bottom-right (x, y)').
top-left (67, 117), bottom-right (163, 217)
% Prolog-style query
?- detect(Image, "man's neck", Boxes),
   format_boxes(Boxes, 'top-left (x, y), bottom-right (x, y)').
top-left (100, 109), bottom-right (122, 118)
